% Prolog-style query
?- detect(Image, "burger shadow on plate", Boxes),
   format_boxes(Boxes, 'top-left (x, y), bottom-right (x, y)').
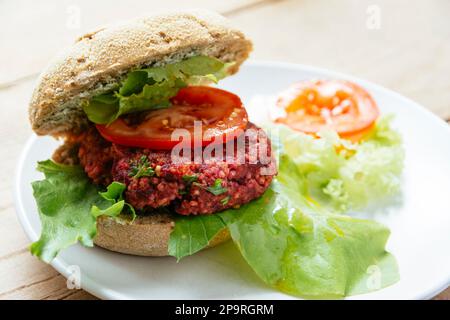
top-left (87, 239), bottom-right (272, 299)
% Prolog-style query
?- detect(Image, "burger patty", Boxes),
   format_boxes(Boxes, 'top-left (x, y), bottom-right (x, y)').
top-left (73, 123), bottom-right (276, 215)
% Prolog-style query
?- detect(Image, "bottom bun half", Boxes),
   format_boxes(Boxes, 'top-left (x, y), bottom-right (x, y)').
top-left (94, 213), bottom-right (230, 256)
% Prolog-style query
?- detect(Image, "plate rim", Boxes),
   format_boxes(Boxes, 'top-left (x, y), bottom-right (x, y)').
top-left (14, 60), bottom-right (450, 300)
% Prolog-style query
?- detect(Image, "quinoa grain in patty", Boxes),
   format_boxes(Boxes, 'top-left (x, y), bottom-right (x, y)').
top-left (74, 124), bottom-right (276, 215)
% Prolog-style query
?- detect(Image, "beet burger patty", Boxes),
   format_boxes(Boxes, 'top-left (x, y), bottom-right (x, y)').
top-left (74, 122), bottom-right (276, 216)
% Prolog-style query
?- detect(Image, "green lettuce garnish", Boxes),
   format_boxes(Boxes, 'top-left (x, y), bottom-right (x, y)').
top-left (93, 181), bottom-right (136, 221)
top-left (30, 116), bottom-right (403, 298)
top-left (276, 116), bottom-right (404, 212)
top-left (219, 154), bottom-right (399, 297)
top-left (167, 117), bottom-right (403, 297)
top-left (82, 56), bottom-right (232, 124)
top-left (168, 157), bottom-right (399, 297)
top-left (168, 214), bottom-right (226, 261)
top-left (31, 161), bottom-right (131, 262)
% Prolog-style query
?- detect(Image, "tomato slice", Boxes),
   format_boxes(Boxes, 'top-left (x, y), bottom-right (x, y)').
top-left (96, 86), bottom-right (248, 149)
top-left (273, 80), bottom-right (379, 141)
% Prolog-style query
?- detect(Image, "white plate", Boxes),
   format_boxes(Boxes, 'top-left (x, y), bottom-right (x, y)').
top-left (15, 61), bottom-right (450, 300)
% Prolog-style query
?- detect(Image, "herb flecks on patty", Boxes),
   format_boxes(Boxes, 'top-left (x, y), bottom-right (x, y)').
top-left (75, 124), bottom-right (276, 215)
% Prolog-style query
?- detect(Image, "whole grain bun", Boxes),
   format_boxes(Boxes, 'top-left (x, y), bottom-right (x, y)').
top-left (94, 213), bottom-right (230, 256)
top-left (29, 10), bottom-right (252, 136)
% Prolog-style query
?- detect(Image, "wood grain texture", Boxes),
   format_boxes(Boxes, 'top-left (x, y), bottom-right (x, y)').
top-left (0, 0), bottom-right (265, 85)
top-left (230, 0), bottom-right (450, 119)
top-left (0, 0), bottom-right (449, 300)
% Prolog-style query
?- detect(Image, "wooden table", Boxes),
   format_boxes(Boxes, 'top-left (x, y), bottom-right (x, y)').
top-left (0, 0), bottom-right (448, 300)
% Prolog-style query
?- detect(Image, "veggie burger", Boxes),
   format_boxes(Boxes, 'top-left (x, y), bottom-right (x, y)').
top-left (28, 10), bottom-right (276, 259)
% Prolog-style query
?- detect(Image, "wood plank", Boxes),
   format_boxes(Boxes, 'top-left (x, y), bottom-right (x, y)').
top-left (0, 209), bottom-right (31, 258)
top-left (0, 272), bottom-right (97, 300)
top-left (61, 290), bottom-right (97, 300)
top-left (230, 0), bottom-right (450, 118)
top-left (0, 248), bottom-right (98, 300)
top-left (0, 0), bottom-right (265, 85)
top-left (0, 80), bottom-right (34, 210)
top-left (434, 289), bottom-right (450, 300)
top-left (0, 250), bottom-right (59, 295)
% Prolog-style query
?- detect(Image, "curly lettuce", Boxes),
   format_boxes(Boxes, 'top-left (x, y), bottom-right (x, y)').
top-left (275, 116), bottom-right (404, 212)
top-left (31, 160), bottom-right (132, 262)
top-left (168, 155), bottom-right (400, 297)
top-left (219, 154), bottom-right (399, 297)
top-left (83, 56), bottom-right (232, 124)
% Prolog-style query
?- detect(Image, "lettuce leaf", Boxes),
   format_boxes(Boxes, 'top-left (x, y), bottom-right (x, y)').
top-left (168, 117), bottom-right (403, 297)
top-left (31, 160), bottom-right (129, 262)
top-left (275, 116), bottom-right (404, 212)
top-left (95, 181), bottom-right (136, 221)
top-left (168, 214), bottom-right (227, 261)
top-left (219, 153), bottom-right (399, 297)
top-left (167, 152), bottom-right (399, 297)
top-left (83, 56), bottom-right (232, 124)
